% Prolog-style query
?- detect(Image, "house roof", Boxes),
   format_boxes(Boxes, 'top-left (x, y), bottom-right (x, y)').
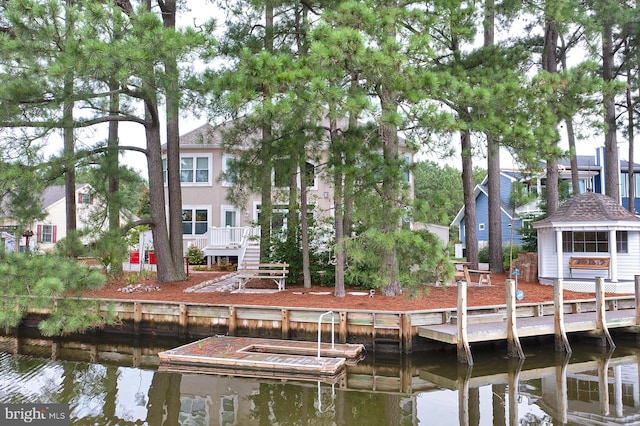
top-left (177, 123), bottom-right (225, 148)
top-left (42, 184), bottom-right (90, 209)
top-left (532, 191), bottom-right (640, 229)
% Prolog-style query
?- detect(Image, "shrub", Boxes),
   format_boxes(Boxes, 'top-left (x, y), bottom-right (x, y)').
top-left (186, 245), bottom-right (205, 265)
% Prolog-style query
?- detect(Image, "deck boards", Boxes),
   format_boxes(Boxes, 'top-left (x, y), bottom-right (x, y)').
top-left (158, 335), bottom-right (365, 376)
top-left (418, 309), bottom-right (637, 344)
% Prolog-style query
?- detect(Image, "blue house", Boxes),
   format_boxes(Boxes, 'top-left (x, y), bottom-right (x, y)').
top-left (451, 147), bottom-right (640, 252)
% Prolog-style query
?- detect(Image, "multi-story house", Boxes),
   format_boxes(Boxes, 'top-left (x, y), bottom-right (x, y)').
top-left (162, 122), bottom-right (417, 265)
top-left (452, 147), bottom-right (640, 254)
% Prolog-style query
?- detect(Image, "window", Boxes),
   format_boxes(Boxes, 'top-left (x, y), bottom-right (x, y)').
top-left (38, 225), bottom-right (56, 243)
top-left (78, 193), bottom-right (92, 205)
top-left (304, 161), bottom-right (317, 189)
top-left (180, 156), bottom-right (210, 184)
top-left (562, 231), bottom-right (609, 253)
top-left (162, 158), bottom-right (167, 183)
top-left (182, 208), bottom-right (208, 235)
top-left (617, 231), bottom-right (628, 253)
top-left (274, 162), bottom-right (289, 188)
top-left (620, 173), bottom-right (640, 198)
top-left (222, 155), bottom-right (239, 186)
top-left (478, 223), bottom-right (485, 231)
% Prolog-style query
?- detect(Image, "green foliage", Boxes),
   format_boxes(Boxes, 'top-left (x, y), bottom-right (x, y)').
top-left (90, 229), bottom-right (128, 274)
top-left (344, 229), bottom-right (454, 290)
top-left (186, 245), bottom-right (205, 265)
top-left (54, 230), bottom-right (86, 258)
top-left (0, 252), bottom-right (117, 336)
top-left (413, 161), bottom-right (485, 226)
top-left (269, 223), bottom-right (335, 286)
top-left (520, 213), bottom-right (544, 252)
top-left (504, 246), bottom-right (525, 271)
top-left (478, 244), bottom-right (526, 271)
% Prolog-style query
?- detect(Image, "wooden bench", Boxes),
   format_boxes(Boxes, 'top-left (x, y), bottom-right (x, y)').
top-left (237, 263), bottom-right (289, 291)
top-left (464, 268), bottom-right (492, 286)
top-left (452, 263), bottom-right (491, 286)
top-left (569, 257), bottom-right (610, 279)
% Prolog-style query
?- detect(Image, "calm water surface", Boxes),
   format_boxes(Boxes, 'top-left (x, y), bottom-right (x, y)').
top-left (0, 332), bottom-right (639, 425)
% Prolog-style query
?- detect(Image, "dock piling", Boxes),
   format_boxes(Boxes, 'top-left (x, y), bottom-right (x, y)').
top-left (553, 279), bottom-right (572, 354)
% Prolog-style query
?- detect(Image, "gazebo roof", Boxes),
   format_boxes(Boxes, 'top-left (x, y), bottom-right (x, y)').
top-left (532, 192), bottom-right (640, 229)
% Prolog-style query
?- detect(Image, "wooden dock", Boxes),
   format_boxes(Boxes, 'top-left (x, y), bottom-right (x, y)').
top-left (418, 277), bottom-right (639, 365)
top-left (158, 335), bottom-right (365, 378)
top-left (418, 308), bottom-right (637, 344)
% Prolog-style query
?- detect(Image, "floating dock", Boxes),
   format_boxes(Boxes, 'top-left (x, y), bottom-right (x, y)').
top-left (158, 335), bottom-right (365, 378)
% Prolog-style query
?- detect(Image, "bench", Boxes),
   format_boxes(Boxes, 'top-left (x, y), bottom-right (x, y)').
top-left (451, 263), bottom-right (491, 286)
top-left (237, 263), bottom-right (289, 291)
top-left (569, 257), bottom-right (610, 279)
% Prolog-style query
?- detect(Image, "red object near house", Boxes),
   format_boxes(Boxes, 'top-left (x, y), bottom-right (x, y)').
top-left (129, 252), bottom-right (140, 263)
top-left (149, 252), bottom-right (156, 264)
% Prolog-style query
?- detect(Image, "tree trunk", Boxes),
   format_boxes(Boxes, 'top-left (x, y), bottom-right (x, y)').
top-left (484, 0), bottom-right (502, 273)
top-left (602, 18), bottom-right (620, 202)
top-left (63, 73), bottom-right (77, 250)
top-left (566, 119), bottom-right (580, 194)
top-left (627, 71), bottom-right (635, 214)
top-left (160, 0), bottom-right (186, 278)
top-left (299, 155), bottom-right (311, 289)
top-left (461, 130), bottom-right (478, 267)
top-left (63, 7), bottom-right (76, 250)
top-left (107, 83), bottom-right (122, 275)
top-left (331, 118), bottom-right (346, 297)
top-left (259, 1), bottom-right (275, 262)
top-left (145, 97), bottom-right (184, 282)
top-left (543, 16), bottom-right (560, 215)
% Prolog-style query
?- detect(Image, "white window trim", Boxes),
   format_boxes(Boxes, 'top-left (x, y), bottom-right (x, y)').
top-left (182, 205), bottom-right (211, 235)
top-left (221, 154), bottom-right (237, 187)
top-left (479, 223), bottom-right (486, 231)
top-left (179, 154), bottom-right (213, 186)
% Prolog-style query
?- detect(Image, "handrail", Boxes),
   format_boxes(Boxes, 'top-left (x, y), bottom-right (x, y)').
top-left (317, 310), bottom-right (335, 358)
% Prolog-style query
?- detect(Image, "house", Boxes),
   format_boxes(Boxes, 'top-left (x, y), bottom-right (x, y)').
top-left (162, 123), bottom-right (417, 265)
top-left (531, 191), bottom-right (640, 293)
top-left (2, 183), bottom-right (105, 253)
top-left (452, 148), bottom-right (640, 255)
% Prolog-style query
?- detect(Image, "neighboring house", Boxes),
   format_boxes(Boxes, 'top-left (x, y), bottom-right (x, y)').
top-left (2, 184), bottom-right (107, 253)
top-left (32, 184), bottom-right (103, 252)
top-left (452, 147), bottom-right (640, 253)
top-left (162, 123), bottom-right (416, 264)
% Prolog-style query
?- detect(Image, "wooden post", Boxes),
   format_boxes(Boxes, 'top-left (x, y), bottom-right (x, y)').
top-left (179, 304), bottom-right (188, 339)
top-left (228, 306), bottom-right (237, 336)
top-left (281, 309), bottom-right (289, 340)
top-left (506, 279), bottom-right (524, 359)
top-left (457, 280), bottom-right (473, 365)
top-left (133, 302), bottom-right (142, 336)
top-left (339, 311), bottom-right (347, 344)
top-left (595, 277), bottom-right (615, 348)
top-left (553, 279), bottom-right (572, 353)
top-left (402, 314), bottom-right (412, 354)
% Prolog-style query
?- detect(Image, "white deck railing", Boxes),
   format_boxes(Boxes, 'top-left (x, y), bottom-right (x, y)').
top-left (183, 226), bottom-right (259, 256)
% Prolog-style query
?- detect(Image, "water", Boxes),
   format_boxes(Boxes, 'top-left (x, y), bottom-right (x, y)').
top-left (0, 332), bottom-right (639, 425)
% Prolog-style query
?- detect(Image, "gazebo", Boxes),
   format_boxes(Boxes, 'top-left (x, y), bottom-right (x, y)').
top-left (532, 191), bottom-right (640, 293)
